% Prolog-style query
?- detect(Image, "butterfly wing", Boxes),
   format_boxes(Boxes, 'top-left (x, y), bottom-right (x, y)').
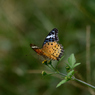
top-left (41, 28), bottom-right (64, 61)
top-left (30, 44), bottom-right (42, 55)
top-left (42, 41), bottom-right (64, 60)
top-left (42, 28), bottom-right (59, 46)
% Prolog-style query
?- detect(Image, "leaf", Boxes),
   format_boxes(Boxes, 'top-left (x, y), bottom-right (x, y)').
top-left (66, 63), bottom-right (71, 71)
top-left (73, 63), bottom-right (81, 68)
top-left (68, 54), bottom-right (76, 68)
top-left (66, 63), bottom-right (71, 68)
top-left (56, 79), bottom-right (67, 88)
top-left (67, 70), bottom-right (74, 77)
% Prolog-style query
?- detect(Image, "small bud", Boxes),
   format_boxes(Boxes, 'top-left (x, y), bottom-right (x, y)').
top-left (42, 60), bottom-right (48, 65)
top-left (65, 76), bottom-right (68, 80)
top-left (65, 76), bottom-right (71, 81)
top-left (66, 66), bottom-right (70, 72)
top-left (42, 71), bottom-right (47, 76)
top-left (48, 60), bottom-right (52, 65)
top-left (67, 76), bottom-right (71, 80)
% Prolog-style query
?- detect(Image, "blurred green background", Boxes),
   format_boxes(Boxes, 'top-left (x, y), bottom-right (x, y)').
top-left (0, 0), bottom-right (95, 95)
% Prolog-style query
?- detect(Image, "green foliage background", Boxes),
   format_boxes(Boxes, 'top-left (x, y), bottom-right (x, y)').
top-left (0, 0), bottom-right (95, 95)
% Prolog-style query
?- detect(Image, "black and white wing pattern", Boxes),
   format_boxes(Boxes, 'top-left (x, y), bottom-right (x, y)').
top-left (42, 28), bottom-right (59, 46)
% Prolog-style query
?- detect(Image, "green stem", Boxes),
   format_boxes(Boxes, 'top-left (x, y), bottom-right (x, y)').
top-left (47, 65), bottom-right (54, 71)
top-left (50, 64), bottom-right (59, 73)
top-left (59, 72), bottom-right (95, 89)
top-left (50, 65), bottom-right (95, 89)
top-left (74, 78), bottom-right (95, 89)
top-left (56, 72), bottom-right (66, 77)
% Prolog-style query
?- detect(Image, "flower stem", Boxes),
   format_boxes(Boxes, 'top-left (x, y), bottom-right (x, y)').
top-left (49, 64), bottom-right (95, 89)
top-left (74, 78), bottom-right (95, 89)
top-left (50, 64), bottom-right (59, 73)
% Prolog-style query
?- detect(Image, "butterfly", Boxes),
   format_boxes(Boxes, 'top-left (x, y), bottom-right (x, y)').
top-left (30, 28), bottom-right (64, 61)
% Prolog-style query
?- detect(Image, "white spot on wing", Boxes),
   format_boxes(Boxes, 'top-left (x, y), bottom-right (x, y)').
top-left (52, 31), bottom-right (55, 32)
top-left (46, 34), bottom-right (55, 38)
top-left (32, 46), bottom-right (38, 48)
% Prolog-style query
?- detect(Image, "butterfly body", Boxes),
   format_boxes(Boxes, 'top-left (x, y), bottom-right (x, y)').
top-left (30, 28), bottom-right (64, 61)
